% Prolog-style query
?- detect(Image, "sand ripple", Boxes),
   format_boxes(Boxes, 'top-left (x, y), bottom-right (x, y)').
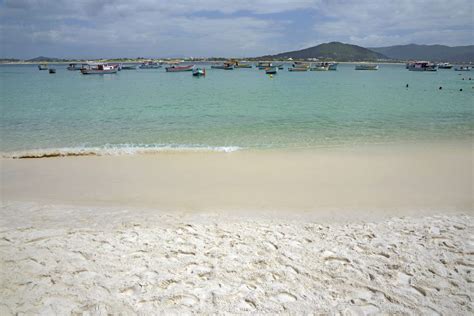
top-left (0, 206), bottom-right (472, 315)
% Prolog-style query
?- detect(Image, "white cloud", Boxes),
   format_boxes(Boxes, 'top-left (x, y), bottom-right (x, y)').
top-left (0, 0), bottom-right (472, 58)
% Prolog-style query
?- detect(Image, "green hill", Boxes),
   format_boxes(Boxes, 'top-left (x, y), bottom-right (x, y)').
top-left (261, 42), bottom-right (387, 61)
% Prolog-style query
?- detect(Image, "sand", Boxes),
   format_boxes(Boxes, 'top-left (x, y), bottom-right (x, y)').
top-left (0, 203), bottom-right (473, 315)
top-left (1, 143), bottom-right (473, 314)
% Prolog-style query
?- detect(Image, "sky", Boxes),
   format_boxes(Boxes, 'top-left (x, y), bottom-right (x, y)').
top-left (0, 0), bottom-right (473, 59)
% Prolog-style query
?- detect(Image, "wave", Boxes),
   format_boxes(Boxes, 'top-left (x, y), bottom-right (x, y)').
top-left (2, 144), bottom-right (242, 159)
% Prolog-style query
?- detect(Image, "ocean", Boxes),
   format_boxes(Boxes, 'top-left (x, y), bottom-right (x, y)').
top-left (0, 63), bottom-right (472, 157)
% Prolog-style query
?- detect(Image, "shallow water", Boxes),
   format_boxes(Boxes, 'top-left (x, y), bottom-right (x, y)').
top-left (1, 63), bottom-right (472, 155)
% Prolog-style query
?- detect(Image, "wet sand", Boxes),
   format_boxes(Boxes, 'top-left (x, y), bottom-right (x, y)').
top-left (2, 142), bottom-right (473, 217)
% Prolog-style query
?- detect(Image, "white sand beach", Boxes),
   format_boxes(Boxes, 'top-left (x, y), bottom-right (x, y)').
top-left (0, 203), bottom-right (473, 315)
top-left (1, 143), bottom-right (473, 314)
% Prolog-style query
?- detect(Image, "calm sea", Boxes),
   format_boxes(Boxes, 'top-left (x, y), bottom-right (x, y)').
top-left (0, 63), bottom-right (472, 156)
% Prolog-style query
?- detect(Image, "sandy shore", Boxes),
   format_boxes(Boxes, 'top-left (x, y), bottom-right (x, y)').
top-left (1, 143), bottom-right (473, 314)
top-left (0, 203), bottom-right (473, 314)
top-left (2, 142), bottom-right (473, 216)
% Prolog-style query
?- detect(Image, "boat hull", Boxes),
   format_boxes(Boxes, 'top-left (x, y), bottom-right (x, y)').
top-left (80, 69), bottom-right (118, 75)
top-left (166, 65), bottom-right (194, 72)
top-left (355, 65), bottom-right (379, 70)
top-left (288, 68), bottom-right (308, 72)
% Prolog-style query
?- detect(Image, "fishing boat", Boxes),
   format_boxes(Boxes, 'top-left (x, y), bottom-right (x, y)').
top-left (80, 63), bottom-right (118, 75)
top-left (38, 64), bottom-right (48, 70)
top-left (235, 63), bottom-right (252, 68)
top-left (265, 66), bottom-right (277, 74)
top-left (454, 66), bottom-right (471, 71)
top-left (355, 64), bottom-right (379, 70)
top-left (437, 62), bottom-right (453, 69)
top-left (288, 67), bottom-right (308, 72)
top-left (192, 68), bottom-right (206, 76)
top-left (139, 61), bottom-right (161, 69)
top-left (67, 63), bottom-right (81, 71)
top-left (257, 62), bottom-right (272, 70)
top-left (121, 64), bottom-right (137, 70)
top-left (165, 64), bottom-right (194, 72)
top-left (49, 68), bottom-right (56, 74)
top-left (211, 63), bottom-right (234, 70)
top-left (407, 61), bottom-right (436, 71)
top-left (328, 62), bottom-right (338, 70)
top-left (310, 63), bottom-right (329, 71)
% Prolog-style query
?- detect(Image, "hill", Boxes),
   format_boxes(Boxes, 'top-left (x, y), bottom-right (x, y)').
top-left (261, 42), bottom-right (387, 61)
top-left (26, 56), bottom-right (70, 62)
top-left (369, 44), bottom-right (474, 62)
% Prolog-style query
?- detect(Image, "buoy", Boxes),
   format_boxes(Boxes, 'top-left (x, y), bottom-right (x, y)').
top-left (439, 86), bottom-right (442, 90)
top-left (406, 84), bottom-right (409, 88)
top-left (460, 88), bottom-right (463, 91)
top-left (269, 74), bottom-right (273, 78)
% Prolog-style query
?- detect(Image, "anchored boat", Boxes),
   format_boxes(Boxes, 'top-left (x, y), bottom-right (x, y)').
top-left (211, 63), bottom-right (234, 70)
top-left (38, 64), bottom-right (48, 70)
top-left (165, 65), bottom-right (194, 72)
top-left (355, 64), bottom-right (379, 70)
top-left (139, 61), bottom-right (161, 69)
top-left (122, 64), bottom-right (138, 70)
top-left (454, 66), bottom-right (471, 71)
top-left (265, 66), bottom-right (277, 74)
top-left (437, 62), bottom-right (453, 69)
top-left (407, 61), bottom-right (436, 71)
top-left (67, 63), bottom-right (81, 71)
top-left (192, 68), bottom-right (206, 76)
top-left (80, 63), bottom-right (118, 75)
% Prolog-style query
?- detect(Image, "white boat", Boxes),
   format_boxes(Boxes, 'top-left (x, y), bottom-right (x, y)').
top-left (407, 61), bottom-right (436, 71)
top-left (310, 63), bottom-right (329, 71)
top-left (454, 66), bottom-right (470, 71)
top-left (437, 62), bottom-right (453, 69)
top-left (80, 63), bottom-right (117, 74)
top-left (328, 62), bottom-right (338, 70)
top-left (38, 64), bottom-right (48, 70)
top-left (67, 63), bottom-right (81, 71)
top-left (355, 64), bottom-right (379, 70)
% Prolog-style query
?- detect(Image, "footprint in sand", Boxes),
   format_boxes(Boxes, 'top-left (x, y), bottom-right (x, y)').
top-left (274, 292), bottom-right (297, 303)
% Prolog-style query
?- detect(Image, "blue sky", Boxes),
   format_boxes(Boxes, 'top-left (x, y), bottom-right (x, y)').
top-left (1, 0), bottom-right (473, 59)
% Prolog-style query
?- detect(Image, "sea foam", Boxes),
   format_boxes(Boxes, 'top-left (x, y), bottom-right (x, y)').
top-left (2, 144), bottom-right (241, 158)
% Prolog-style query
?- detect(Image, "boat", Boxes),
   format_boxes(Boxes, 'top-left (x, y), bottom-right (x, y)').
top-left (80, 63), bottom-right (118, 75)
top-left (265, 66), bottom-right (277, 74)
top-left (108, 63), bottom-right (122, 71)
top-left (257, 62), bottom-right (272, 70)
top-left (288, 67), bottom-right (308, 72)
top-left (121, 64), bottom-right (137, 70)
top-left (355, 64), bottom-right (379, 70)
top-left (328, 62), bottom-right (338, 70)
top-left (38, 64), bottom-right (48, 70)
top-left (139, 61), bottom-right (161, 69)
top-left (454, 66), bottom-right (471, 71)
top-left (192, 68), bottom-right (206, 76)
top-left (211, 63), bottom-right (234, 70)
top-left (310, 63), bottom-right (329, 71)
top-left (407, 61), bottom-right (436, 71)
top-left (67, 63), bottom-right (81, 71)
top-left (49, 68), bottom-right (56, 74)
top-left (165, 64), bottom-right (195, 72)
top-left (437, 62), bottom-right (453, 69)
top-left (234, 63), bottom-right (252, 68)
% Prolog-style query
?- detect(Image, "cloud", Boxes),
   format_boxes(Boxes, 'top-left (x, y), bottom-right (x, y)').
top-left (0, 0), bottom-right (472, 58)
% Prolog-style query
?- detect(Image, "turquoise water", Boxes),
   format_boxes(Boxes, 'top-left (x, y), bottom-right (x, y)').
top-left (1, 63), bottom-right (472, 155)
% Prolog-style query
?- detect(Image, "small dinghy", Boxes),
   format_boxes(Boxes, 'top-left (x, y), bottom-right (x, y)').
top-left (49, 68), bottom-right (56, 74)
top-left (193, 68), bottom-right (206, 76)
